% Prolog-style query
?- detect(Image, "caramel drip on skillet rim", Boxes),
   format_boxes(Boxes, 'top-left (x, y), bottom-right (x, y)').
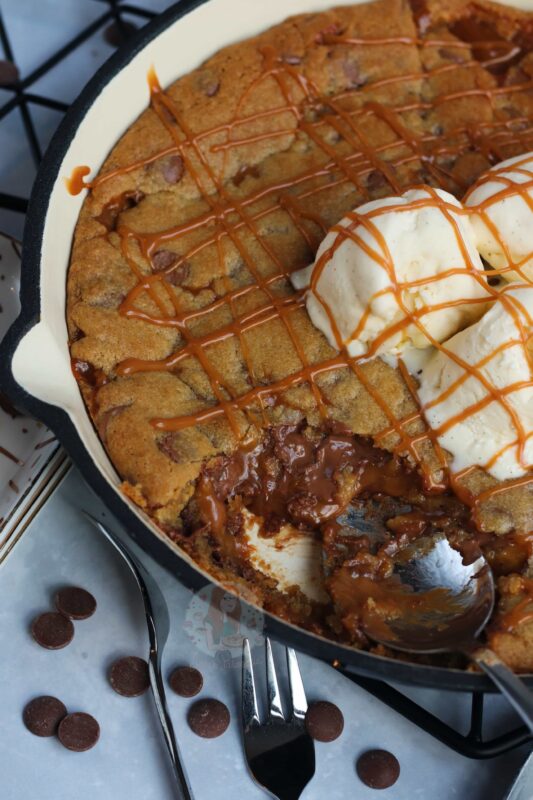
top-left (67, 16), bottom-right (533, 519)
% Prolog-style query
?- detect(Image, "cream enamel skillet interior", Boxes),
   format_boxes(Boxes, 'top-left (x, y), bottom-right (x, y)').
top-left (1, 0), bottom-right (533, 690)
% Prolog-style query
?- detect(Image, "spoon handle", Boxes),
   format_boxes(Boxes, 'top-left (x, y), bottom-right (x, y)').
top-left (474, 648), bottom-right (533, 733)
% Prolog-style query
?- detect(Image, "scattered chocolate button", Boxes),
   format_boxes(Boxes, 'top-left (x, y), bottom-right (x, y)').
top-left (55, 586), bottom-right (96, 620)
top-left (109, 656), bottom-right (149, 697)
top-left (356, 749), bottom-right (400, 790)
top-left (0, 59), bottom-right (19, 86)
top-left (58, 712), bottom-right (100, 752)
top-left (187, 699), bottom-right (230, 738)
top-left (169, 666), bottom-right (203, 698)
top-left (23, 695), bottom-right (67, 737)
top-left (305, 700), bottom-right (344, 742)
top-left (31, 612), bottom-right (74, 650)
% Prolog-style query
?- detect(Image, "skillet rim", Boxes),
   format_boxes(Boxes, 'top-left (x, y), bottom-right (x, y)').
top-left (0, 0), bottom-right (531, 693)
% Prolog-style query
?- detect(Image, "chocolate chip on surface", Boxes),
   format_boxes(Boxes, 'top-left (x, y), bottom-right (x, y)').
top-left (96, 190), bottom-right (144, 231)
top-left (197, 71), bottom-right (220, 97)
top-left (55, 586), bottom-right (96, 620)
top-left (356, 749), bottom-right (400, 789)
top-left (165, 262), bottom-right (190, 286)
top-left (0, 59), bottom-right (19, 85)
top-left (187, 699), bottom-right (230, 738)
top-left (152, 249), bottom-right (178, 271)
top-left (162, 155), bottom-right (184, 184)
top-left (169, 666), bottom-right (203, 697)
top-left (23, 696), bottom-right (67, 737)
top-left (31, 612), bottom-right (74, 650)
top-left (58, 712), bottom-right (100, 752)
top-left (305, 700), bottom-right (344, 742)
top-left (366, 169), bottom-right (387, 191)
top-left (109, 656), bottom-right (149, 697)
top-left (342, 58), bottom-right (363, 87)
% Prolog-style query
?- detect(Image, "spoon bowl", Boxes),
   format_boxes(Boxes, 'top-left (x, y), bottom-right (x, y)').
top-left (348, 526), bottom-right (533, 732)
top-left (362, 533), bottom-right (495, 653)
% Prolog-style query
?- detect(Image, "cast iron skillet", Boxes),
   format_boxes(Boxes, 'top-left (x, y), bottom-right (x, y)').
top-left (0, 0), bottom-right (531, 692)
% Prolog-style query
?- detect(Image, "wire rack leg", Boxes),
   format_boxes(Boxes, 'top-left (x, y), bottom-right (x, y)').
top-left (340, 670), bottom-right (532, 759)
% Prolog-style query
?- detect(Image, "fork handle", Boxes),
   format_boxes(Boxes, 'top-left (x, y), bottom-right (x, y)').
top-left (148, 653), bottom-right (194, 799)
top-left (473, 648), bottom-right (533, 733)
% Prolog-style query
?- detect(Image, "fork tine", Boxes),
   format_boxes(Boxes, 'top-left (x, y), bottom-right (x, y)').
top-left (242, 638), bottom-right (261, 729)
top-left (265, 638), bottom-right (284, 720)
top-left (286, 647), bottom-right (308, 720)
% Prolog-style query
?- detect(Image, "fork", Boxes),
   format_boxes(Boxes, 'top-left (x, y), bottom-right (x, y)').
top-left (242, 638), bottom-right (315, 800)
top-left (82, 511), bottom-right (193, 800)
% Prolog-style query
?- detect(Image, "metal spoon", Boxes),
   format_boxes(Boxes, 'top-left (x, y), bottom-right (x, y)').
top-left (352, 530), bottom-right (533, 732)
top-left (82, 511), bottom-right (193, 800)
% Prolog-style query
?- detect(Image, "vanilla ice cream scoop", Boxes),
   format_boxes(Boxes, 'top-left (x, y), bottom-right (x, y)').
top-left (416, 284), bottom-right (533, 481)
top-left (291, 187), bottom-right (490, 360)
top-left (465, 152), bottom-right (533, 284)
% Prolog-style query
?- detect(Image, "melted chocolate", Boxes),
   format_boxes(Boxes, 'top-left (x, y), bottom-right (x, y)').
top-left (449, 17), bottom-right (524, 79)
top-left (183, 420), bottom-right (490, 645)
top-left (408, 0), bottom-right (431, 35)
top-left (201, 423), bottom-right (388, 531)
top-left (232, 164), bottom-right (260, 187)
top-left (71, 358), bottom-right (107, 388)
top-left (96, 190), bottom-right (144, 231)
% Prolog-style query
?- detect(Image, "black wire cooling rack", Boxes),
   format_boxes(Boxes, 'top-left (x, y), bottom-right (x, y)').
top-left (0, 0), bottom-right (159, 217)
top-left (0, 0), bottom-right (531, 762)
top-left (343, 671), bottom-right (531, 759)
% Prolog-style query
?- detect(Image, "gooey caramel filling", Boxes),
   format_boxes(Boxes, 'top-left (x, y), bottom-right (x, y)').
top-left (182, 422), bottom-right (531, 642)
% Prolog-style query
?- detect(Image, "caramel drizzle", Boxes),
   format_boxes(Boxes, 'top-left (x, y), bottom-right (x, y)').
top-left (67, 23), bottom-right (533, 517)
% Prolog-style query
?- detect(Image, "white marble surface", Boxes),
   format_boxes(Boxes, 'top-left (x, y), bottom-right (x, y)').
top-left (0, 468), bottom-right (530, 800)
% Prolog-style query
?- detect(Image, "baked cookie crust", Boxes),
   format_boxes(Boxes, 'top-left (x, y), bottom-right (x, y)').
top-left (67, 0), bottom-right (533, 668)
